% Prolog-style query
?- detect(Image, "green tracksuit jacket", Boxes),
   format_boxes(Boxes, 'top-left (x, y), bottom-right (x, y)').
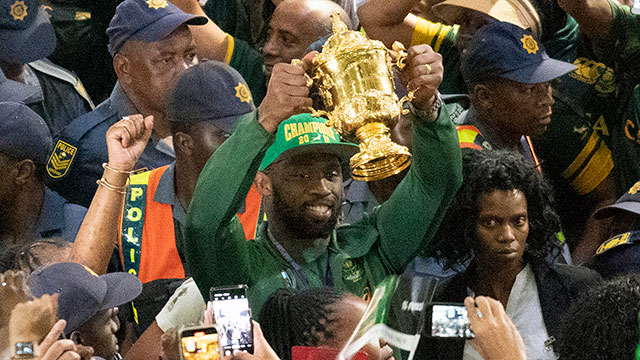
top-left (184, 108), bottom-right (462, 315)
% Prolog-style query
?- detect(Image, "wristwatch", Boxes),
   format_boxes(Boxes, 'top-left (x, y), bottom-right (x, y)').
top-left (13, 342), bottom-right (35, 359)
top-left (408, 92), bottom-right (443, 122)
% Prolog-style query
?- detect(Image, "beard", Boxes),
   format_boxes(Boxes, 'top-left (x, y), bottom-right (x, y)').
top-left (271, 186), bottom-right (341, 240)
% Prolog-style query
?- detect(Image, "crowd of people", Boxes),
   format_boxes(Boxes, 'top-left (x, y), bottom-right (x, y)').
top-left (2, 0), bottom-right (640, 359)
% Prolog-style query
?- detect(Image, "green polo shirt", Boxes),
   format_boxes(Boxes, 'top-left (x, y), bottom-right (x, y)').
top-left (184, 108), bottom-right (462, 316)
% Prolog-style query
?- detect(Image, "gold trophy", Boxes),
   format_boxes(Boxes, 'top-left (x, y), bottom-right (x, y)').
top-left (307, 14), bottom-right (414, 181)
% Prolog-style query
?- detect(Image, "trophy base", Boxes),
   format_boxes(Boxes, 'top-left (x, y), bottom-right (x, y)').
top-left (350, 123), bottom-right (412, 181)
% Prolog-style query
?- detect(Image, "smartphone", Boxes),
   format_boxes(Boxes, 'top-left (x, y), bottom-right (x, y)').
top-left (428, 303), bottom-right (474, 339)
top-left (210, 285), bottom-right (254, 355)
top-left (633, 0), bottom-right (640, 15)
top-left (179, 325), bottom-right (222, 360)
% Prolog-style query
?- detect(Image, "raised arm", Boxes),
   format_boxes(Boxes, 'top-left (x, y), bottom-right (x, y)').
top-left (376, 44), bottom-right (463, 270)
top-left (357, 0), bottom-right (422, 47)
top-left (184, 59), bottom-right (313, 299)
top-left (170, 0), bottom-right (230, 62)
top-left (69, 115), bottom-right (154, 274)
top-left (557, 0), bottom-right (614, 44)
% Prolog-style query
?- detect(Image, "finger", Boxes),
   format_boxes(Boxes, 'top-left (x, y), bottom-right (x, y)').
top-left (474, 296), bottom-right (494, 319)
top-left (380, 344), bottom-right (394, 359)
top-left (487, 297), bottom-right (506, 320)
top-left (273, 63), bottom-right (307, 76)
top-left (408, 59), bottom-right (443, 80)
top-left (74, 344), bottom-right (94, 359)
top-left (282, 85), bottom-right (310, 97)
top-left (115, 122), bottom-right (136, 148)
top-left (39, 319), bottom-right (67, 355)
top-left (407, 50), bottom-right (441, 69)
top-left (127, 114), bottom-right (144, 138)
top-left (42, 340), bottom-right (77, 360)
top-left (407, 76), bottom-right (439, 94)
top-left (143, 115), bottom-right (154, 139)
top-left (57, 351), bottom-right (81, 360)
top-left (465, 297), bottom-right (482, 325)
top-left (302, 51), bottom-right (319, 71)
top-left (274, 72), bottom-right (310, 87)
top-left (406, 44), bottom-right (435, 64)
top-left (231, 350), bottom-right (252, 360)
top-left (291, 97), bottom-right (314, 111)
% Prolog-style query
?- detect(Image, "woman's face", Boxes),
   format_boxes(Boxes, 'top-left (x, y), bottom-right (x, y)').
top-left (474, 189), bottom-right (529, 265)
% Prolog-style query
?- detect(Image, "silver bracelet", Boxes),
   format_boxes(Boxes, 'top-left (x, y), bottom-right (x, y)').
top-left (408, 92), bottom-right (443, 122)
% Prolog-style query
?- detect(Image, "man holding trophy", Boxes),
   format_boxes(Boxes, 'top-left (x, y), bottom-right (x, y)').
top-left (183, 15), bottom-right (463, 316)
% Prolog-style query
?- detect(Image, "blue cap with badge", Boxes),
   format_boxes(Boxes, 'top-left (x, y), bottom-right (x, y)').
top-left (461, 21), bottom-right (576, 84)
top-left (594, 181), bottom-right (640, 219)
top-left (168, 60), bottom-right (256, 135)
top-left (0, 102), bottom-right (52, 164)
top-left (0, 0), bottom-right (56, 64)
top-left (106, 0), bottom-right (208, 56)
top-left (29, 262), bottom-right (143, 334)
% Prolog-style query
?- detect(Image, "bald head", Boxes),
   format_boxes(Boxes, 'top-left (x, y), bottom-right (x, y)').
top-left (262, 0), bottom-right (351, 78)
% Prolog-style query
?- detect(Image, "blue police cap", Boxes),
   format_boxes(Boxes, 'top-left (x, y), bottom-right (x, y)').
top-left (107, 0), bottom-right (208, 56)
top-left (594, 181), bottom-right (640, 219)
top-left (168, 60), bottom-right (256, 134)
top-left (0, 0), bottom-right (56, 64)
top-left (461, 21), bottom-right (576, 85)
top-left (29, 262), bottom-right (142, 334)
top-left (589, 232), bottom-right (640, 279)
top-left (0, 102), bottom-right (52, 164)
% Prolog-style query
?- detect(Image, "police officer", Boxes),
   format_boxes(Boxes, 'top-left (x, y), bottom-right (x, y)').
top-left (454, 21), bottom-right (575, 165)
top-left (0, 102), bottom-right (86, 271)
top-left (0, 0), bottom-right (94, 135)
top-left (587, 181), bottom-right (640, 278)
top-left (118, 60), bottom-right (262, 336)
top-left (45, 0), bottom-right (208, 207)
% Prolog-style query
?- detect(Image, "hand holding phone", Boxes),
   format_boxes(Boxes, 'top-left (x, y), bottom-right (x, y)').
top-left (210, 285), bottom-right (254, 356)
top-left (428, 303), bottom-right (474, 339)
top-left (179, 325), bottom-right (222, 360)
top-left (464, 296), bottom-right (526, 360)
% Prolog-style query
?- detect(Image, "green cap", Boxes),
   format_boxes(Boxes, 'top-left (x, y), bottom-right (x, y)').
top-left (259, 113), bottom-right (358, 171)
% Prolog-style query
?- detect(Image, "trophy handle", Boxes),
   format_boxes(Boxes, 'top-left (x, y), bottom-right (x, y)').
top-left (398, 90), bottom-right (415, 115)
top-left (391, 41), bottom-right (409, 70)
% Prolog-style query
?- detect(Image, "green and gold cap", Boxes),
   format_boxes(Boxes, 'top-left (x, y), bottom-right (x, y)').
top-left (259, 113), bottom-right (358, 171)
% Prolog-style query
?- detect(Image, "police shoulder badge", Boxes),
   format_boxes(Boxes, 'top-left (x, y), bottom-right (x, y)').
top-left (146, 0), bottom-right (168, 10)
top-left (10, 0), bottom-right (28, 21)
top-left (520, 34), bottom-right (539, 55)
top-left (235, 83), bottom-right (252, 103)
top-left (46, 140), bottom-right (77, 179)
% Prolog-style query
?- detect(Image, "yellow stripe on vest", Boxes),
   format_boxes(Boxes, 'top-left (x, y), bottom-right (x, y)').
top-left (457, 128), bottom-right (480, 145)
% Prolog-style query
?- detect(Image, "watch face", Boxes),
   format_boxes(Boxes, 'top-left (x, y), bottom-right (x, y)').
top-left (15, 342), bottom-right (34, 357)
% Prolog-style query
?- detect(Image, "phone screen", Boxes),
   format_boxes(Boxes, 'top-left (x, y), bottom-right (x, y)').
top-left (210, 286), bottom-right (254, 355)
top-left (430, 304), bottom-right (474, 338)
top-left (633, 0), bottom-right (640, 15)
top-left (180, 327), bottom-right (221, 360)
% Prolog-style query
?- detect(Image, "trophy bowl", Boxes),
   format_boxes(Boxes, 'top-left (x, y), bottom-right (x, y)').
top-left (310, 14), bottom-right (413, 182)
